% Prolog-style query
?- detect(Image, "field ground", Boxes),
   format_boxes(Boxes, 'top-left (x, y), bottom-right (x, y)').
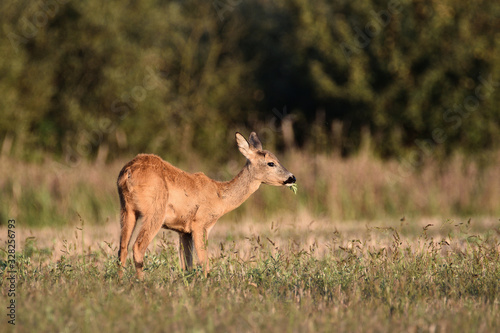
top-left (1, 215), bottom-right (499, 332)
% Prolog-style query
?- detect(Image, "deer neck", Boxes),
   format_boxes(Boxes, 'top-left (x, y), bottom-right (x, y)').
top-left (218, 163), bottom-right (261, 214)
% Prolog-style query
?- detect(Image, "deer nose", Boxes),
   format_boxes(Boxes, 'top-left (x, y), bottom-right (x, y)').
top-left (284, 175), bottom-right (296, 184)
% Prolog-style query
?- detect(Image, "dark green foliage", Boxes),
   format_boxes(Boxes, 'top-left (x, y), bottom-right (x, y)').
top-left (1, 0), bottom-right (499, 163)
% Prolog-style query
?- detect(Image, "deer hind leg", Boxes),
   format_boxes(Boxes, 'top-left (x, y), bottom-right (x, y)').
top-left (118, 205), bottom-right (138, 277)
top-left (132, 210), bottom-right (165, 280)
top-left (178, 233), bottom-right (194, 270)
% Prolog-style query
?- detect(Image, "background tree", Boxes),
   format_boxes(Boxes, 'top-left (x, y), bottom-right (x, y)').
top-left (1, 0), bottom-right (499, 165)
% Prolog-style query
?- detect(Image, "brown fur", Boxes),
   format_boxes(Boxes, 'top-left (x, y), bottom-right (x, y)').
top-left (117, 132), bottom-right (296, 279)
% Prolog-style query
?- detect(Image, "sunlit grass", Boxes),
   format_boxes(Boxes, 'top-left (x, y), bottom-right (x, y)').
top-left (1, 219), bottom-right (498, 332)
top-left (1, 151), bottom-right (500, 228)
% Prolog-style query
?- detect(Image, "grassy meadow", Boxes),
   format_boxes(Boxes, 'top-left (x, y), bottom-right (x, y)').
top-left (1, 149), bottom-right (500, 228)
top-left (1, 152), bottom-right (500, 332)
top-left (0, 216), bottom-right (499, 332)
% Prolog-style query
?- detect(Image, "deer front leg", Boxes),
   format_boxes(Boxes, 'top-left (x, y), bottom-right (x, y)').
top-left (178, 233), bottom-right (194, 270)
top-left (192, 228), bottom-right (210, 277)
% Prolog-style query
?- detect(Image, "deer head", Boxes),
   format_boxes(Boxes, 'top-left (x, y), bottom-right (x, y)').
top-left (235, 132), bottom-right (296, 187)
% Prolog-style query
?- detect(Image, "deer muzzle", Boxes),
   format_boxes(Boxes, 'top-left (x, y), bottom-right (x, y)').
top-left (283, 175), bottom-right (296, 185)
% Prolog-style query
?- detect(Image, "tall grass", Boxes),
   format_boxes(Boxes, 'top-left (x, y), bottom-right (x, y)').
top-left (285, 150), bottom-right (500, 219)
top-left (1, 150), bottom-right (500, 227)
top-left (1, 218), bottom-right (498, 332)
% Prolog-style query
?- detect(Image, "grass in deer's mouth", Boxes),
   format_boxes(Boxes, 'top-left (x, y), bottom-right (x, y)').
top-left (288, 183), bottom-right (298, 194)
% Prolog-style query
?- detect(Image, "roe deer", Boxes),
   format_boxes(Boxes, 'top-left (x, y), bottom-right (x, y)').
top-left (117, 132), bottom-right (296, 279)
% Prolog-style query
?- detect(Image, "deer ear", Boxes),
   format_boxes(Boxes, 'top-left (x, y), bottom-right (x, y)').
top-left (248, 132), bottom-right (263, 150)
top-left (235, 132), bottom-right (253, 159)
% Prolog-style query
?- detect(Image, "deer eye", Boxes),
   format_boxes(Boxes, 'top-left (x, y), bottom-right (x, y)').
top-left (267, 162), bottom-right (275, 167)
